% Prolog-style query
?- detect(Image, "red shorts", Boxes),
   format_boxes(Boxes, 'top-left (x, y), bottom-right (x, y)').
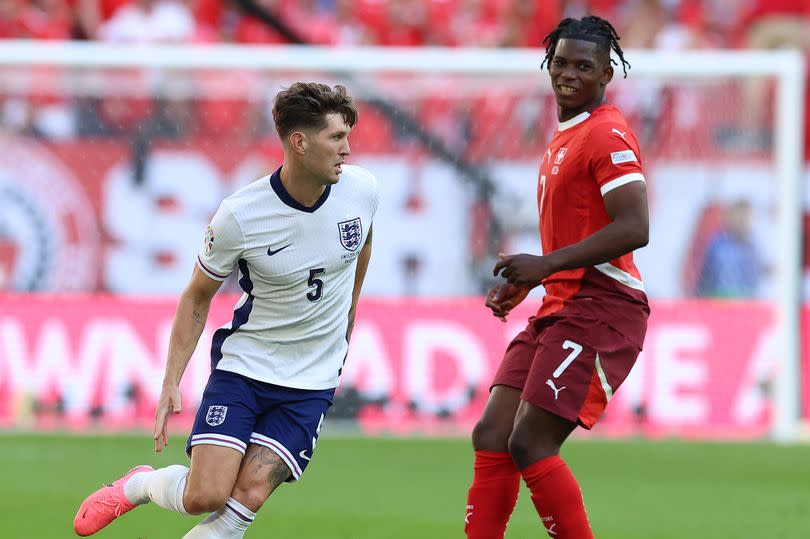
top-left (492, 315), bottom-right (641, 429)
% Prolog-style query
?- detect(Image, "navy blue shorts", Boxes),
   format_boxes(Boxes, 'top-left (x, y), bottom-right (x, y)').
top-left (186, 369), bottom-right (335, 482)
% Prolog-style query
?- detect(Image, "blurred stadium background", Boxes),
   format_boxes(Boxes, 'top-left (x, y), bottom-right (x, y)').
top-left (2, 0), bottom-right (810, 537)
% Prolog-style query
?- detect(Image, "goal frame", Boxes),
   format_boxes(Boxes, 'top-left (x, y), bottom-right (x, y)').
top-left (0, 42), bottom-right (803, 441)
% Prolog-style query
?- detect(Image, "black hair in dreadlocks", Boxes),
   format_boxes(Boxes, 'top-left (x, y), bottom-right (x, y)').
top-left (540, 16), bottom-right (631, 78)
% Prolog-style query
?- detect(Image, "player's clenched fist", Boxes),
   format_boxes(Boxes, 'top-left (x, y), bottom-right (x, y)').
top-left (486, 282), bottom-right (530, 321)
top-left (493, 253), bottom-right (553, 288)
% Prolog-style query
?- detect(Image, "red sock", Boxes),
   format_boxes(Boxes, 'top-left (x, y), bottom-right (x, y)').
top-left (521, 456), bottom-right (594, 539)
top-left (465, 451), bottom-right (520, 539)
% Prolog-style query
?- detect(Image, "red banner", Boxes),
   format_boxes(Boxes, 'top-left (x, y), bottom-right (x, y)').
top-left (0, 295), bottom-right (787, 438)
top-left (0, 139), bottom-right (280, 293)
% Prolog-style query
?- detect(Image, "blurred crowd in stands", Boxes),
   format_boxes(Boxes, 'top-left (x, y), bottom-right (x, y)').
top-left (0, 0), bottom-right (807, 153)
top-left (0, 0), bottom-right (806, 51)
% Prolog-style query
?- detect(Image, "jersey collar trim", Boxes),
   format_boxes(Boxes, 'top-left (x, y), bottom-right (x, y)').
top-left (269, 167), bottom-right (331, 213)
top-left (558, 111), bottom-right (591, 131)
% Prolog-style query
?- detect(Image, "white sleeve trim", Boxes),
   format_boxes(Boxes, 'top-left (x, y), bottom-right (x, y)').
top-left (600, 172), bottom-right (646, 196)
top-left (197, 255), bottom-right (230, 281)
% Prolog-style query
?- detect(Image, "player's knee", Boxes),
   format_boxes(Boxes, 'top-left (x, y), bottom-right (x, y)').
top-left (230, 484), bottom-right (269, 514)
top-left (183, 486), bottom-right (230, 515)
top-left (507, 428), bottom-right (530, 466)
top-left (507, 425), bottom-right (557, 468)
top-left (472, 418), bottom-right (509, 452)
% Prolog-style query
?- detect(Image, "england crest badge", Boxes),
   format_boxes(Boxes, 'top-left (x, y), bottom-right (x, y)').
top-left (205, 405), bottom-right (228, 426)
top-left (338, 218), bottom-right (362, 251)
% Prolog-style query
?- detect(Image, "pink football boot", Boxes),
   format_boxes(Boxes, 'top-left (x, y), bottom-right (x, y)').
top-left (73, 465), bottom-right (153, 536)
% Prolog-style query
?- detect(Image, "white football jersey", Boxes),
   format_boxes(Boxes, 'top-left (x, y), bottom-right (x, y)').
top-left (197, 165), bottom-right (378, 389)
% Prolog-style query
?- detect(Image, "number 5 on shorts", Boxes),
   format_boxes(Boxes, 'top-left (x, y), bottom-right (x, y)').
top-left (552, 340), bottom-right (583, 379)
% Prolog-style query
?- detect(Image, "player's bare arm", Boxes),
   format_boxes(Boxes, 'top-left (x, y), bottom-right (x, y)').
top-left (346, 224), bottom-right (373, 343)
top-left (494, 180), bottom-right (648, 288)
top-left (154, 266), bottom-right (223, 452)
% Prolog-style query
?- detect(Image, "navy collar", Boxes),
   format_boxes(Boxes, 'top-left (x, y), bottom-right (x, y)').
top-left (269, 167), bottom-right (331, 213)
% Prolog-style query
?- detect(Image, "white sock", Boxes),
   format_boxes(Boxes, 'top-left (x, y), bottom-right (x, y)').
top-left (182, 497), bottom-right (256, 539)
top-left (124, 464), bottom-right (190, 515)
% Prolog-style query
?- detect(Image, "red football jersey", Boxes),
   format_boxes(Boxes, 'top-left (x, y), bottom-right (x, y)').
top-left (536, 104), bottom-right (649, 347)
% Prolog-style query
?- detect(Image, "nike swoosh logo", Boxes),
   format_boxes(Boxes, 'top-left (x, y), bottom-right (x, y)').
top-left (267, 244), bottom-right (292, 256)
top-left (299, 449), bottom-right (311, 461)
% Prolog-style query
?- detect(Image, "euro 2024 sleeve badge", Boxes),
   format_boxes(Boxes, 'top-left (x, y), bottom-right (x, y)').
top-left (204, 226), bottom-right (215, 254)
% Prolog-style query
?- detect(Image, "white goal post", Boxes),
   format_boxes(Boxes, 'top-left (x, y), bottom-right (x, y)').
top-left (0, 42), bottom-right (803, 441)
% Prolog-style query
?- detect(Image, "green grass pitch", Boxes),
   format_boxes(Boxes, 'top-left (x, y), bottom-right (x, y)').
top-left (3, 433), bottom-right (809, 538)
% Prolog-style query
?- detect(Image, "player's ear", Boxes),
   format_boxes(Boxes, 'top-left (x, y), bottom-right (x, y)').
top-left (289, 131), bottom-right (307, 154)
top-left (601, 64), bottom-right (614, 86)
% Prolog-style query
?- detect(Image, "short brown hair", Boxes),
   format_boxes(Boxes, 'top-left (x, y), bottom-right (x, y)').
top-left (272, 82), bottom-right (358, 140)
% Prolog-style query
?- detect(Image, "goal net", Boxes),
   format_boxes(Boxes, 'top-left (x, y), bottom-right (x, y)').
top-left (0, 43), bottom-right (803, 441)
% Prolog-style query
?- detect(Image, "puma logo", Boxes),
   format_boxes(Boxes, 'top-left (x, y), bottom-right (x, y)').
top-left (611, 128), bottom-right (627, 139)
top-left (545, 379), bottom-right (566, 399)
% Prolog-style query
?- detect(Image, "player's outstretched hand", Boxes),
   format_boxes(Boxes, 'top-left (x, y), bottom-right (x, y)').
top-left (493, 253), bottom-right (551, 288)
top-left (486, 283), bottom-right (530, 322)
top-left (154, 384), bottom-right (182, 452)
